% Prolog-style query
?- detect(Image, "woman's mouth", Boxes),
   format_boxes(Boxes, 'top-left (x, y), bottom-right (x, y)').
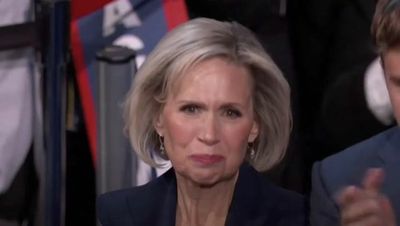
top-left (189, 154), bottom-right (225, 165)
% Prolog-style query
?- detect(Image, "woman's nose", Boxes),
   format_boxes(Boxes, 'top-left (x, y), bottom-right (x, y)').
top-left (198, 114), bottom-right (220, 145)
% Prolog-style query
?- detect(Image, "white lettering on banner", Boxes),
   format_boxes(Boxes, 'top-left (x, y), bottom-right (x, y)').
top-left (103, 0), bottom-right (141, 37)
top-left (113, 34), bottom-right (146, 68)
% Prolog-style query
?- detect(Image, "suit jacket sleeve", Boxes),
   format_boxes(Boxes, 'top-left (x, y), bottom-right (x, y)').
top-left (310, 162), bottom-right (340, 226)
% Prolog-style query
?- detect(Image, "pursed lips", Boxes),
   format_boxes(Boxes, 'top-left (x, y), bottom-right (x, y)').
top-left (189, 154), bottom-right (225, 165)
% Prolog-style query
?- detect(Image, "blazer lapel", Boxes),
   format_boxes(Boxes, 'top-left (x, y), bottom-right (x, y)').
top-left (225, 164), bottom-right (274, 226)
top-left (377, 127), bottom-right (400, 218)
top-left (158, 172), bottom-right (178, 226)
top-left (127, 169), bottom-right (177, 226)
top-left (377, 127), bottom-right (400, 165)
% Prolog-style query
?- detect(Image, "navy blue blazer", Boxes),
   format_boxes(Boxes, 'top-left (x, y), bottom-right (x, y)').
top-left (310, 126), bottom-right (400, 226)
top-left (97, 164), bottom-right (307, 226)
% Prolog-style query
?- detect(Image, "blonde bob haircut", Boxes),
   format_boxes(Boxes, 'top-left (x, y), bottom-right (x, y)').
top-left (124, 18), bottom-right (292, 172)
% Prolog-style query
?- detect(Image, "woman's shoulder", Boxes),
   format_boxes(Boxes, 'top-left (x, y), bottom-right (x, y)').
top-left (258, 177), bottom-right (308, 226)
top-left (97, 169), bottom-right (177, 225)
top-left (262, 181), bottom-right (306, 213)
top-left (98, 169), bottom-right (174, 206)
top-left (239, 164), bottom-right (304, 203)
top-left (97, 186), bottom-right (143, 225)
top-left (235, 164), bottom-right (308, 226)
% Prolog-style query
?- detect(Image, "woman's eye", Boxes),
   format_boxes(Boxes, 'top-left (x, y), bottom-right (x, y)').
top-left (224, 109), bottom-right (242, 118)
top-left (180, 105), bottom-right (199, 114)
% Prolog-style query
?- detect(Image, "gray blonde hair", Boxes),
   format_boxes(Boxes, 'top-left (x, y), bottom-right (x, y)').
top-left (124, 18), bottom-right (292, 172)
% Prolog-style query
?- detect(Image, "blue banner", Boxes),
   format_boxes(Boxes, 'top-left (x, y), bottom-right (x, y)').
top-left (70, 0), bottom-right (188, 163)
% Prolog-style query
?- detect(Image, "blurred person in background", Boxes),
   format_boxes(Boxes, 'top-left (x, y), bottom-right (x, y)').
top-left (289, 0), bottom-right (395, 192)
top-left (0, 0), bottom-right (39, 226)
top-left (310, 0), bottom-right (400, 225)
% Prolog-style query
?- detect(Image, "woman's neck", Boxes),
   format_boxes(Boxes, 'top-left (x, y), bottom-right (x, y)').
top-left (175, 173), bottom-right (238, 226)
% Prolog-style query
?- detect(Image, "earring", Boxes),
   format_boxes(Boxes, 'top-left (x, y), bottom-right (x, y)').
top-left (248, 143), bottom-right (255, 160)
top-left (159, 135), bottom-right (165, 156)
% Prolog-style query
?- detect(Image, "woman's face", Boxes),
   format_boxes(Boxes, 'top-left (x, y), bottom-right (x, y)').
top-left (155, 57), bottom-right (259, 186)
top-left (383, 49), bottom-right (400, 125)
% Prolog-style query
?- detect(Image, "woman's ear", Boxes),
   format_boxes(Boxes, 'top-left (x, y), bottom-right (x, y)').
top-left (153, 113), bottom-right (164, 136)
top-left (248, 121), bottom-right (259, 143)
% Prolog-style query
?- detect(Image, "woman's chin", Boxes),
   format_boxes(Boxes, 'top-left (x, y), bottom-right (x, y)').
top-left (184, 169), bottom-right (237, 188)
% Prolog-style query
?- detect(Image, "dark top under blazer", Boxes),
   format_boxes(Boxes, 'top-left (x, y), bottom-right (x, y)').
top-left (310, 127), bottom-right (400, 226)
top-left (97, 164), bottom-right (307, 226)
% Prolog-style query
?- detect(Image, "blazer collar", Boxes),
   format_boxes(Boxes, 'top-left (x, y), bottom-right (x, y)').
top-left (127, 169), bottom-right (177, 226)
top-left (377, 126), bottom-right (400, 165)
top-left (225, 164), bottom-right (276, 226)
top-left (140, 163), bottom-right (275, 226)
top-left (376, 127), bottom-right (400, 216)
top-left (158, 170), bottom-right (177, 226)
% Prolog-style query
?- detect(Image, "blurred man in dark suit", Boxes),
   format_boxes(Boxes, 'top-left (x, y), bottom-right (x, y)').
top-left (310, 0), bottom-right (400, 225)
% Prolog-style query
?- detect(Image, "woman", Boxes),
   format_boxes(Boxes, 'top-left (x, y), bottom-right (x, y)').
top-left (97, 18), bottom-right (306, 226)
